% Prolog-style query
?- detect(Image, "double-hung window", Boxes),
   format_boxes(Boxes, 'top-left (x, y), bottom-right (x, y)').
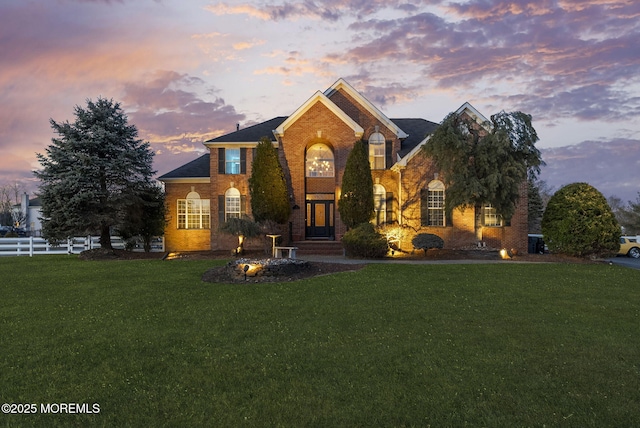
top-left (225, 148), bottom-right (241, 174)
top-left (421, 180), bottom-right (445, 226)
top-left (218, 148), bottom-right (246, 175)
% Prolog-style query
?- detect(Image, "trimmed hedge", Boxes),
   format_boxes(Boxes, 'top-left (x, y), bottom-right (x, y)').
top-left (541, 182), bottom-right (620, 257)
top-left (342, 223), bottom-right (388, 258)
top-left (412, 233), bottom-right (444, 255)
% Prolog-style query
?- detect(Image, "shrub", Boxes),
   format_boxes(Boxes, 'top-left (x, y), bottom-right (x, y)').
top-left (219, 217), bottom-right (262, 255)
top-left (377, 224), bottom-right (412, 251)
top-left (412, 233), bottom-right (444, 255)
top-left (342, 223), bottom-right (388, 258)
top-left (541, 182), bottom-right (620, 257)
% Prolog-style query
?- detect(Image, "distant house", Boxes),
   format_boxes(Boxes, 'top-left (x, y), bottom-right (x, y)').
top-left (11, 193), bottom-right (43, 236)
top-left (159, 78), bottom-right (527, 253)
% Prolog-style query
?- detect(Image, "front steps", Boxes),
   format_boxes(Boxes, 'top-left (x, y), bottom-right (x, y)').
top-left (292, 240), bottom-right (344, 256)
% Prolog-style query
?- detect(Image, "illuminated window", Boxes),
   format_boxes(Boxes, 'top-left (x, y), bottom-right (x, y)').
top-left (225, 187), bottom-right (241, 220)
top-left (368, 132), bottom-right (385, 170)
top-left (177, 191), bottom-right (210, 229)
top-left (483, 204), bottom-right (503, 227)
top-left (373, 184), bottom-right (386, 225)
top-left (306, 144), bottom-right (334, 177)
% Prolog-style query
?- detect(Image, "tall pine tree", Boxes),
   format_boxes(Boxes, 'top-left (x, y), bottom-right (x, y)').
top-left (338, 140), bottom-right (374, 229)
top-left (35, 98), bottom-right (155, 249)
top-left (248, 137), bottom-right (291, 224)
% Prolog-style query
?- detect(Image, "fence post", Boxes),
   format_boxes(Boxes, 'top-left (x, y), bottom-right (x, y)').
top-left (29, 236), bottom-right (34, 257)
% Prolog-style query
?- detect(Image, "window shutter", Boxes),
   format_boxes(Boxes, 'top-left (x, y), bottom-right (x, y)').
top-left (240, 195), bottom-right (247, 216)
top-left (446, 209), bottom-right (453, 227)
top-left (385, 141), bottom-right (393, 169)
top-left (386, 192), bottom-right (394, 223)
top-left (218, 148), bottom-right (225, 174)
top-left (420, 189), bottom-right (428, 226)
top-left (218, 195), bottom-right (225, 224)
top-left (240, 148), bottom-right (247, 174)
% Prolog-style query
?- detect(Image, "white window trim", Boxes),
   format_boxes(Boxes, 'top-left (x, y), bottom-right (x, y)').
top-left (427, 180), bottom-right (445, 227)
top-left (483, 204), bottom-right (503, 227)
top-left (177, 192), bottom-right (210, 230)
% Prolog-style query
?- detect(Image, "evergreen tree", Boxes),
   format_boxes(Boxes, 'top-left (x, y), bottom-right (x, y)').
top-left (528, 177), bottom-right (544, 233)
top-left (618, 192), bottom-right (640, 235)
top-left (423, 110), bottom-right (543, 223)
top-left (542, 182), bottom-right (620, 257)
top-left (118, 183), bottom-right (167, 251)
top-left (339, 140), bottom-right (374, 229)
top-left (35, 98), bottom-right (155, 249)
top-left (248, 137), bottom-right (291, 224)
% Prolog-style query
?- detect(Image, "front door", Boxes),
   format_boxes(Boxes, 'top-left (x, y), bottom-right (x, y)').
top-left (306, 200), bottom-right (334, 239)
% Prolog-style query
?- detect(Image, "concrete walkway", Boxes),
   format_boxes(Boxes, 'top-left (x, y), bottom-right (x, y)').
top-left (299, 254), bottom-right (534, 265)
top-left (299, 254), bottom-right (640, 270)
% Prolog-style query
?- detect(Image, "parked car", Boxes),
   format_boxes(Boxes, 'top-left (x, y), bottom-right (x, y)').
top-left (0, 226), bottom-right (26, 237)
top-left (618, 237), bottom-right (640, 259)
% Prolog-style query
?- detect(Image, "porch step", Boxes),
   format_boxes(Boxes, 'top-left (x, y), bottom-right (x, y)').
top-left (292, 240), bottom-right (344, 256)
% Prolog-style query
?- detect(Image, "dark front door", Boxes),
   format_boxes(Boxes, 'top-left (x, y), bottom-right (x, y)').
top-left (306, 200), bottom-right (334, 239)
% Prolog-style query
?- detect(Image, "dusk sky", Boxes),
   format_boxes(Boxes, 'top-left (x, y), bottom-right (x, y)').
top-left (1, 0), bottom-right (639, 202)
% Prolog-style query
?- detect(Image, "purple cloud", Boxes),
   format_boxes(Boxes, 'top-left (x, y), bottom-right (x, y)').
top-left (540, 138), bottom-right (640, 201)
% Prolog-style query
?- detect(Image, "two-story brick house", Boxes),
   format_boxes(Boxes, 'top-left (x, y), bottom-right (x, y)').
top-left (159, 78), bottom-right (528, 253)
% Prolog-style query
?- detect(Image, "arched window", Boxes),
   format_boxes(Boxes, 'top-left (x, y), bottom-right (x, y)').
top-left (368, 132), bottom-right (385, 170)
top-left (177, 191), bottom-right (210, 229)
top-left (421, 180), bottom-right (445, 226)
top-left (306, 143), bottom-right (334, 177)
top-left (373, 184), bottom-right (386, 225)
top-left (225, 187), bottom-right (241, 220)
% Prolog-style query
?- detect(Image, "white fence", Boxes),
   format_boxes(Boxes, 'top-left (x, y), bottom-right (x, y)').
top-left (0, 236), bottom-right (164, 257)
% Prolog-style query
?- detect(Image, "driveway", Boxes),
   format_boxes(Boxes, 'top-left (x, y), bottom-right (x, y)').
top-left (607, 256), bottom-right (640, 270)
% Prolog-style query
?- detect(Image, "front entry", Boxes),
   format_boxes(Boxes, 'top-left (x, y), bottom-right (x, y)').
top-left (306, 196), bottom-right (334, 239)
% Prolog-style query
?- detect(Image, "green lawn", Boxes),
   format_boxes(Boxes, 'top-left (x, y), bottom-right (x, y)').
top-left (1, 256), bottom-right (639, 427)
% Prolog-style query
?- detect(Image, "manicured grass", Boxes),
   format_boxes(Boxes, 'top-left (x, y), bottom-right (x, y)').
top-left (1, 256), bottom-right (639, 427)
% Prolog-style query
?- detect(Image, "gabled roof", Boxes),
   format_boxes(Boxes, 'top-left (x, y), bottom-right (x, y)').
top-left (455, 102), bottom-right (491, 128)
top-left (325, 78), bottom-right (409, 139)
top-left (273, 90), bottom-right (364, 138)
top-left (392, 102), bottom-right (485, 169)
top-left (205, 117), bottom-right (287, 145)
top-left (158, 154), bottom-right (211, 182)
